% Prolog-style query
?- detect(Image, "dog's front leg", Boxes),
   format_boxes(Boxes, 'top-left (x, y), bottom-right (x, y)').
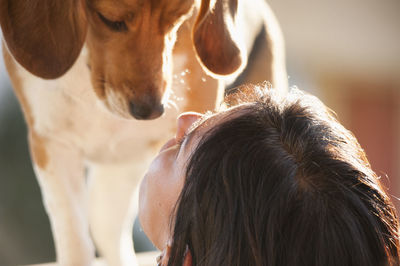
top-left (29, 131), bottom-right (95, 266)
top-left (87, 160), bottom-right (149, 266)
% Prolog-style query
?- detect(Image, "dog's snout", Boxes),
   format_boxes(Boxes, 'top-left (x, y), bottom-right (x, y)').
top-left (129, 100), bottom-right (164, 120)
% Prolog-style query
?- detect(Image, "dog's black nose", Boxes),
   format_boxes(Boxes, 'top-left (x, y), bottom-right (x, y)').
top-left (129, 101), bottom-right (164, 120)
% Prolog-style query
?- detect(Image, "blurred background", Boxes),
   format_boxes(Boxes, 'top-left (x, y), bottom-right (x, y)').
top-left (0, 0), bottom-right (399, 265)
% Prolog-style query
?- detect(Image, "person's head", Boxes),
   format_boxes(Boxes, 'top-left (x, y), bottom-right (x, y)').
top-left (139, 84), bottom-right (400, 266)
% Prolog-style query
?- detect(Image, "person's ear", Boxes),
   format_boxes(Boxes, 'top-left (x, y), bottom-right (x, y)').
top-left (183, 246), bottom-right (193, 266)
top-left (157, 242), bottom-right (171, 266)
top-left (157, 240), bottom-right (192, 266)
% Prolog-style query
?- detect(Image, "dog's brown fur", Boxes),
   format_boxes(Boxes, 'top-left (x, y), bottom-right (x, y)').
top-left (1, 0), bottom-right (261, 120)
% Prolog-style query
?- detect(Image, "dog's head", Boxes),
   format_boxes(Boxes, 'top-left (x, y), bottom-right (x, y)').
top-left (0, 0), bottom-right (246, 120)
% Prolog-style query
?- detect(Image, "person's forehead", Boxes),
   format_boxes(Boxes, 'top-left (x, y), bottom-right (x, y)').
top-left (182, 104), bottom-right (250, 153)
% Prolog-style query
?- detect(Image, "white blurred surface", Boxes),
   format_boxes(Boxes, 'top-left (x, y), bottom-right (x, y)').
top-left (27, 252), bottom-right (159, 266)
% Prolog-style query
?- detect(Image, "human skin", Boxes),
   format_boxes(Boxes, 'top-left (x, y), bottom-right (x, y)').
top-left (138, 111), bottom-right (203, 250)
top-left (138, 107), bottom-right (243, 250)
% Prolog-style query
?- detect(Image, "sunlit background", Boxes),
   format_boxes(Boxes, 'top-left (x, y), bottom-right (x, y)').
top-left (0, 1), bottom-right (399, 265)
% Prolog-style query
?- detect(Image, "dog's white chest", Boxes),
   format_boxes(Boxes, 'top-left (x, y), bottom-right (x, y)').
top-left (14, 53), bottom-right (182, 164)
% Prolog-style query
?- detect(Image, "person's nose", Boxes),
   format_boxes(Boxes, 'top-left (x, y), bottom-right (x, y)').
top-left (176, 112), bottom-right (203, 140)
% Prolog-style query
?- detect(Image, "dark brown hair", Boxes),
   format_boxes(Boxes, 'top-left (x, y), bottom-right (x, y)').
top-left (168, 85), bottom-right (400, 266)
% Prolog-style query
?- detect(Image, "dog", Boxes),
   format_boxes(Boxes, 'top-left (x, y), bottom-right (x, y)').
top-left (0, 0), bottom-right (287, 265)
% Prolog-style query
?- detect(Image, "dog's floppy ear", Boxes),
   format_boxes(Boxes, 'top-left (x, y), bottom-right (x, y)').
top-left (192, 0), bottom-right (245, 76)
top-left (0, 0), bottom-right (87, 79)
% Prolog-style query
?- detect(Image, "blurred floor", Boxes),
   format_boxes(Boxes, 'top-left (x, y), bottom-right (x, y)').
top-left (27, 252), bottom-right (159, 266)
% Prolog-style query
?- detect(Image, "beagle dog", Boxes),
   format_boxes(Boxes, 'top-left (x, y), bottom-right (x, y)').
top-left (0, 0), bottom-right (287, 265)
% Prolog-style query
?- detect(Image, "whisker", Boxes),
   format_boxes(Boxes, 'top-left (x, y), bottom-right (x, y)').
top-left (165, 99), bottom-right (179, 111)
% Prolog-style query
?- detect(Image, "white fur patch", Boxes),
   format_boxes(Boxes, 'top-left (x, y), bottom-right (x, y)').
top-left (13, 47), bottom-right (188, 164)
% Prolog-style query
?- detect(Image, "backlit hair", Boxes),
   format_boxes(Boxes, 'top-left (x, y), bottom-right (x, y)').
top-left (168, 84), bottom-right (400, 266)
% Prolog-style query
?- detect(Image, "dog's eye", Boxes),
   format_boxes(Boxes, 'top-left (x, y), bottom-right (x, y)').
top-left (97, 13), bottom-right (128, 32)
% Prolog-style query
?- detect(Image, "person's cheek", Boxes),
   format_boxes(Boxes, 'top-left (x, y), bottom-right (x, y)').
top-left (139, 155), bottom-right (165, 239)
top-left (138, 171), bottom-right (154, 235)
top-left (139, 149), bottom-right (180, 247)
